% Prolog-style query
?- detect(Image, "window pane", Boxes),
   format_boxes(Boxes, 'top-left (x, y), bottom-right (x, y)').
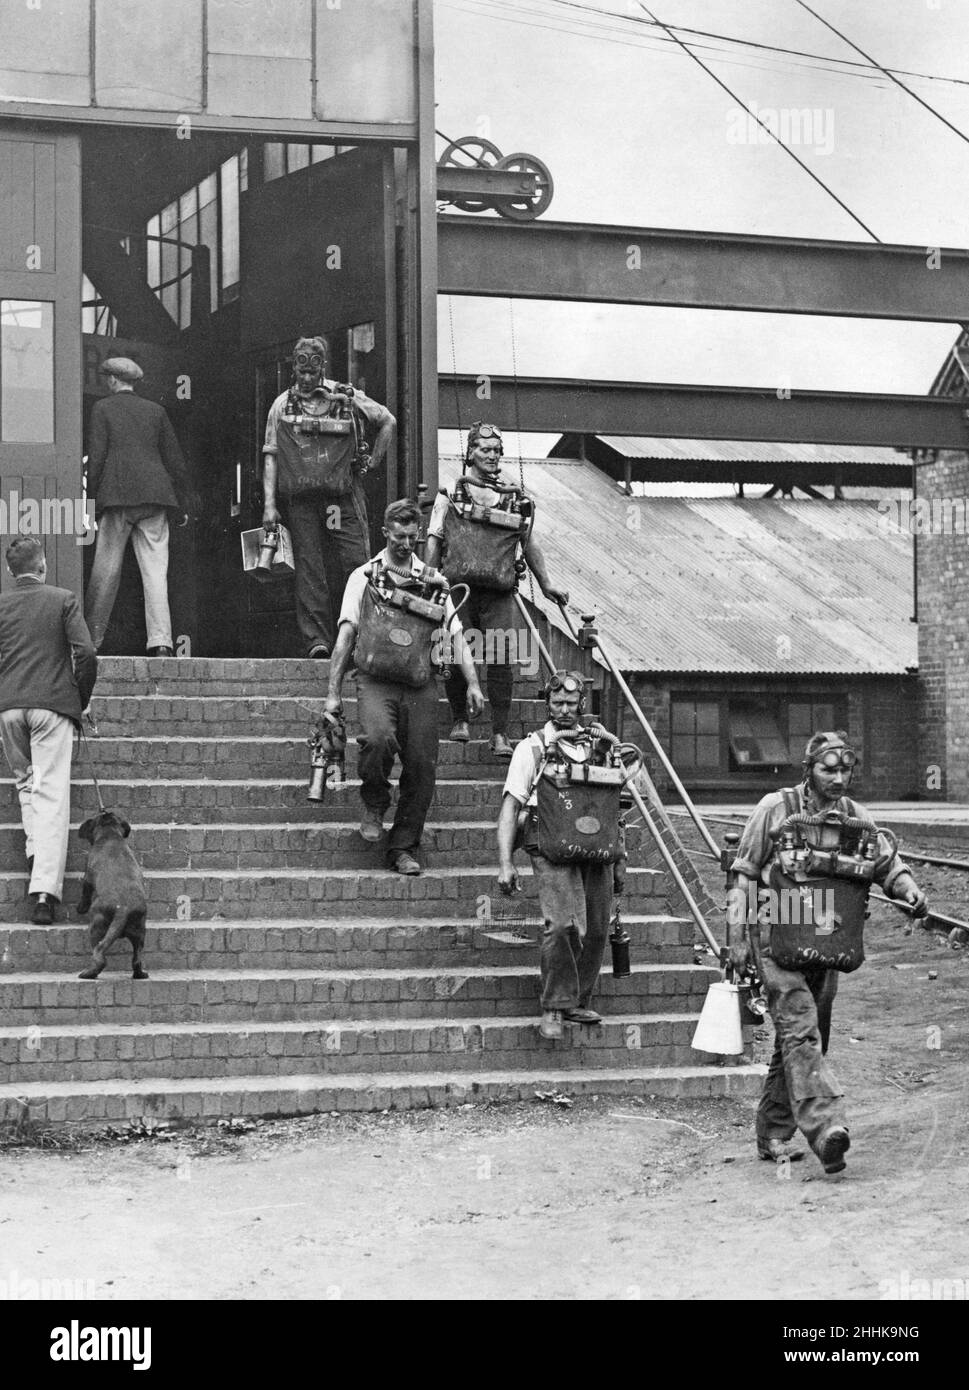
top-left (146, 223), bottom-right (161, 290)
top-left (220, 156), bottom-right (240, 293)
top-left (813, 703), bottom-right (834, 731)
top-left (239, 145), bottom-right (248, 192)
top-left (671, 735), bottom-right (696, 768)
top-left (695, 736), bottom-right (720, 768)
top-left (263, 142), bottom-right (286, 182)
top-left (199, 173), bottom-right (218, 209)
top-left (160, 201), bottom-right (178, 235)
top-left (287, 143), bottom-right (309, 172)
top-left (1, 300), bottom-right (54, 442)
top-left (671, 702), bottom-right (695, 734)
top-left (696, 702), bottom-right (719, 735)
top-left (199, 198), bottom-right (219, 314)
top-left (312, 144), bottom-right (334, 163)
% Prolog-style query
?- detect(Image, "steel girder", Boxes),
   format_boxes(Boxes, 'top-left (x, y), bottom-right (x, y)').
top-left (438, 375), bottom-right (969, 450)
top-left (438, 217), bottom-right (969, 323)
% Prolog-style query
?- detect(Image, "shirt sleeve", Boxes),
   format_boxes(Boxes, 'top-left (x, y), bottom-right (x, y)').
top-left (502, 734), bottom-right (541, 806)
top-left (338, 567), bottom-right (368, 629)
top-left (427, 490), bottom-right (450, 541)
top-left (262, 393), bottom-right (286, 455)
top-left (86, 400), bottom-right (108, 493)
top-left (730, 793), bottom-right (786, 880)
top-left (351, 389), bottom-right (394, 431)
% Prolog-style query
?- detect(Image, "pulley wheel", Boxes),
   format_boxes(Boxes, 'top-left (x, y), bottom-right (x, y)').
top-left (494, 152), bottom-right (554, 221)
top-left (438, 136), bottom-right (504, 213)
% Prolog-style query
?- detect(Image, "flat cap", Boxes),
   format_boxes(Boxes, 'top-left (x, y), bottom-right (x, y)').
top-left (99, 356), bottom-right (144, 383)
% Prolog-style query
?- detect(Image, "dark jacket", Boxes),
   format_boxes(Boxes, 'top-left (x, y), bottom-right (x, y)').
top-left (87, 391), bottom-right (191, 514)
top-left (0, 577), bottom-right (98, 720)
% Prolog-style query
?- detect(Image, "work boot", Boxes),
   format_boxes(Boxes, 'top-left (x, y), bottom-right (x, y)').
top-left (308, 644), bottom-right (331, 659)
top-left (563, 1007), bottom-right (602, 1025)
top-left (146, 646), bottom-right (174, 657)
top-left (490, 732), bottom-right (514, 759)
top-left (449, 720), bottom-right (470, 742)
top-left (539, 1010), bottom-right (564, 1039)
top-left (29, 893), bottom-right (57, 926)
top-left (818, 1125), bottom-right (851, 1174)
top-left (757, 1137), bottom-right (806, 1163)
top-left (359, 809), bottom-right (385, 842)
top-left (392, 851), bottom-right (421, 876)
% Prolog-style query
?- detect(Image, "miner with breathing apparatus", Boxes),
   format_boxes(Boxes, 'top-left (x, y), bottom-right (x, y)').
top-left (262, 335), bottom-right (395, 658)
top-left (324, 499), bottom-right (484, 877)
top-left (497, 670), bottom-right (626, 1039)
top-left (425, 422), bottom-right (568, 759)
top-left (726, 731), bottom-right (926, 1174)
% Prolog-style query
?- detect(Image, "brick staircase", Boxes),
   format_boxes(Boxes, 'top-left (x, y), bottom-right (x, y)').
top-left (0, 659), bottom-right (762, 1125)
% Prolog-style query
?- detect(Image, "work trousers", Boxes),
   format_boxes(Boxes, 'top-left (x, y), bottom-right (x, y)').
top-left (0, 708), bottom-right (74, 900)
top-left (286, 483), bottom-right (369, 655)
top-left (528, 853), bottom-right (613, 1012)
top-left (444, 585), bottom-right (517, 734)
top-left (355, 673), bottom-right (439, 859)
top-left (85, 505), bottom-right (172, 650)
top-left (751, 926), bottom-right (847, 1156)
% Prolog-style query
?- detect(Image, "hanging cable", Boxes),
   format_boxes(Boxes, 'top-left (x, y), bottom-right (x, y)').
top-left (507, 299), bottom-right (535, 604)
top-left (793, 0), bottom-right (969, 149)
top-left (634, 2), bottom-right (881, 243)
top-left (446, 295), bottom-right (465, 465)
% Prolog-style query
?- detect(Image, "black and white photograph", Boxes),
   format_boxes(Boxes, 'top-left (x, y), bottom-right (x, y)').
top-left (0, 0), bottom-right (966, 1337)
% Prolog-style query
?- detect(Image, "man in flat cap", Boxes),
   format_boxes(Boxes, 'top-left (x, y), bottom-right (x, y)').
top-left (84, 357), bottom-right (194, 657)
top-left (261, 335), bottom-right (395, 657)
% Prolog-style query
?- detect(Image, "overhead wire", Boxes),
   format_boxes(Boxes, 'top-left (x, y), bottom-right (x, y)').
top-left (540, 0), bottom-right (969, 90)
top-left (632, 2), bottom-right (881, 243)
top-left (792, 0), bottom-right (969, 148)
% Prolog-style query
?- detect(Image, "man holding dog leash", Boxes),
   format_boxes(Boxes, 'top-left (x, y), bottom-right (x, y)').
top-left (0, 536), bottom-right (98, 925)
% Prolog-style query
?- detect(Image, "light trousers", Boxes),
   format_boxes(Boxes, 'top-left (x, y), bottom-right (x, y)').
top-left (85, 505), bottom-right (172, 650)
top-left (0, 707), bottom-right (75, 899)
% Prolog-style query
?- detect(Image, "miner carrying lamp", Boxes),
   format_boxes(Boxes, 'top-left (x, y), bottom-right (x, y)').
top-left (497, 670), bottom-right (623, 1039)
top-left (262, 336), bottom-right (396, 658)
top-left (726, 730), bottom-right (927, 1175)
top-left (425, 422), bottom-right (568, 759)
top-left (325, 499), bottom-right (484, 877)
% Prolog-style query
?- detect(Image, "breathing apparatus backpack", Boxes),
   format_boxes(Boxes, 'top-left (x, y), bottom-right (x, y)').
top-left (353, 559), bottom-right (449, 689)
top-left (277, 383), bottom-right (370, 498)
top-left (765, 789), bottom-right (893, 973)
top-left (439, 475), bottom-right (533, 592)
top-left (524, 729), bottom-right (625, 865)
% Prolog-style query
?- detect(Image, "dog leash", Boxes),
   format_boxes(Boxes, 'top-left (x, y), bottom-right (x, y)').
top-left (77, 722), bottom-right (106, 814)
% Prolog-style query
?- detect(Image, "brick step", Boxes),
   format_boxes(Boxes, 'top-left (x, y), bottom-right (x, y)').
top-left (85, 693), bottom-right (550, 738)
top-left (62, 735), bottom-right (526, 780)
top-left (0, 778), bottom-right (506, 824)
top-left (0, 1012), bottom-right (711, 1084)
top-left (91, 657), bottom-right (545, 699)
top-left (0, 820), bottom-right (560, 872)
top-left (0, 1063), bottom-right (766, 1124)
top-left (2, 914), bottom-right (694, 972)
top-left (0, 961), bottom-right (713, 1024)
top-left (0, 865), bottom-right (664, 921)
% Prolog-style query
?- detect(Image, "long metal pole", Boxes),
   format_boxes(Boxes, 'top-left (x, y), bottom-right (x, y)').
top-left (624, 776), bottom-right (721, 954)
top-left (514, 593), bottom-right (556, 674)
top-left (554, 600), bottom-right (720, 860)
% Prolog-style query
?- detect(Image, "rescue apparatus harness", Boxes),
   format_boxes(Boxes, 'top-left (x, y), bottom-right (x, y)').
top-left (437, 474), bottom-right (535, 592)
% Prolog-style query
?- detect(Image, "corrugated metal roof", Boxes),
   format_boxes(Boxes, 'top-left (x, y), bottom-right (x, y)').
top-left (594, 436), bottom-right (904, 466)
top-left (437, 456), bottom-right (915, 676)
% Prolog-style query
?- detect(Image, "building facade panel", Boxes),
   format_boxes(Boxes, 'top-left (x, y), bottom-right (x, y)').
top-left (94, 0), bottom-right (204, 112)
top-left (314, 0), bottom-right (416, 124)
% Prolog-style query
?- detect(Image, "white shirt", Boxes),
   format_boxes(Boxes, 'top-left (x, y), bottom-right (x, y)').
top-left (338, 551), bottom-right (460, 631)
top-left (502, 720), bottom-right (595, 808)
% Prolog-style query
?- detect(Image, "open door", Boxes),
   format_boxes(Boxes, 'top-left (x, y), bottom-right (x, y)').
top-left (222, 145), bottom-right (398, 655)
top-left (0, 127), bottom-right (82, 593)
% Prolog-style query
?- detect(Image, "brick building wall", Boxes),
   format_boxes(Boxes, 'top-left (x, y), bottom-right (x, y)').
top-left (916, 449), bottom-right (969, 800)
top-left (620, 673), bottom-right (918, 803)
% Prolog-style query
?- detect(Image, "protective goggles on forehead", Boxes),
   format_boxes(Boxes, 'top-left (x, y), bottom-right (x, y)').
top-left (546, 673), bottom-right (585, 695)
top-left (294, 350), bottom-right (325, 372)
top-left (815, 748), bottom-right (859, 770)
top-left (470, 424), bottom-right (503, 444)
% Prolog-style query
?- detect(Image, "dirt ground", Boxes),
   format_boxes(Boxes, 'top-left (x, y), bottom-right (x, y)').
top-left (2, 896), bottom-right (968, 1302)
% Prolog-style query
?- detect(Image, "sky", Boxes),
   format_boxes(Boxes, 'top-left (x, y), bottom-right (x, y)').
top-left (433, 0), bottom-right (969, 453)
